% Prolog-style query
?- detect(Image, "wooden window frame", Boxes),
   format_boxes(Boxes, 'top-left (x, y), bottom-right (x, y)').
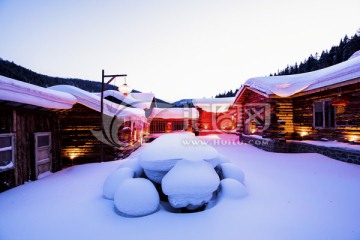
top-left (313, 100), bottom-right (336, 129)
top-left (0, 133), bottom-right (15, 172)
top-left (150, 120), bottom-right (166, 133)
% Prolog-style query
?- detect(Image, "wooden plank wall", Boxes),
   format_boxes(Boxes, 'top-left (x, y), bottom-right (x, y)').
top-left (236, 81), bottom-right (360, 141)
top-left (59, 103), bottom-right (117, 165)
top-left (274, 98), bottom-right (294, 139)
top-left (0, 105), bottom-right (61, 191)
top-left (196, 107), bottom-right (216, 130)
top-left (149, 118), bottom-right (194, 133)
top-left (293, 81), bottom-right (360, 140)
top-left (236, 90), bottom-right (282, 137)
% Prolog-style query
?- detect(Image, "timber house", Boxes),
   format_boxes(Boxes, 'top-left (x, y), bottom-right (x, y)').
top-left (49, 85), bottom-right (146, 165)
top-left (0, 77), bottom-right (147, 192)
top-left (234, 50), bottom-right (360, 144)
top-left (0, 76), bottom-right (76, 192)
top-left (192, 97), bottom-right (238, 135)
top-left (148, 107), bottom-right (199, 135)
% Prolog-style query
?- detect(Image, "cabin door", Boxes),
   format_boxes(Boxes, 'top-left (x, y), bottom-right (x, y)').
top-left (34, 132), bottom-right (52, 178)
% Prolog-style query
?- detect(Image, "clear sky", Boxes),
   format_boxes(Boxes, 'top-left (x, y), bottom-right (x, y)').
top-left (0, 0), bottom-right (359, 102)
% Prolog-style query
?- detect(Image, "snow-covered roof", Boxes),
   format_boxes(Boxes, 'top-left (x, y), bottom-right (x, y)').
top-left (148, 107), bottom-right (199, 119)
top-left (192, 97), bottom-right (235, 113)
top-left (0, 75), bottom-right (76, 109)
top-left (49, 85), bottom-right (146, 120)
top-left (93, 90), bottom-right (154, 110)
top-left (236, 50), bottom-right (360, 98)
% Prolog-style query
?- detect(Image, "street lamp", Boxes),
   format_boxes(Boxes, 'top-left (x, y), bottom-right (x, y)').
top-left (100, 69), bottom-right (127, 162)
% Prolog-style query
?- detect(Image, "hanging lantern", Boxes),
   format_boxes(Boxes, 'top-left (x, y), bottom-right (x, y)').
top-left (331, 95), bottom-right (349, 107)
top-left (118, 77), bottom-right (132, 96)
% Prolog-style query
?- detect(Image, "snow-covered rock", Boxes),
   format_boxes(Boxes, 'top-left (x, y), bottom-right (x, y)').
top-left (162, 159), bottom-right (220, 209)
top-left (220, 163), bottom-right (245, 183)
top-left (217, 153), bottom-right (231, 164)
top-left (139, 133), bottom-right (220, 183)
top-left (219, 178), bottom-right (248, 199)
top-left (103, 167), bottom-right (134, 200)
top-left (143, 169), bottom-right (169, 184)
top-left (114, 178), bottom-right (159, 217)
top-left (117, 157), bottom-right (143, 177)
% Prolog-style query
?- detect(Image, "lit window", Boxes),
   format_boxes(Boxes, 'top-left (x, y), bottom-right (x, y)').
top-left (0, 134), bottom-right (15, 171)
top-left (314, 101), bottom-right (335, 128)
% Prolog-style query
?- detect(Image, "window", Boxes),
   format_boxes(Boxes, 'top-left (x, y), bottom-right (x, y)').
top-left (34, 132), bottom-right (52, 176)
top-left (0, 134), bottom-right (15, 171)
top-left (150, 120), bottom-right (166, 133)
top-left (314, 100), bottom-right (335, 128)
top-left (172, 120), bottom-right (185, 131)
top-left (37, 135), bottom-right (50, 147)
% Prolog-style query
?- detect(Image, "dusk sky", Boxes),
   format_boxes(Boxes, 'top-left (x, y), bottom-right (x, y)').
top-left (1, 0), bottom-right (360, 102)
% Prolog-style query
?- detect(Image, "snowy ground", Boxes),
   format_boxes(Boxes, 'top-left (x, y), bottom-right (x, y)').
top-left (1, 134), bottom-right (360, 240)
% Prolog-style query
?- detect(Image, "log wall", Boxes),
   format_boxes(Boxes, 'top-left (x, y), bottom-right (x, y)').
top-left (274, 98), bottom-right (294, 139)
top-left (0, 105), bottom-right (61, 192)
top-left (59, 103), bottom-right (117, 165)
top-left (293, 81), bottom-right (360, 141)
top-left (149, 118), bottom-right (194, 134)
top-left (235, 90), bottom-right (284, 138)
top-left (196, 106), bottom-right (238, 132)
top-left (236, 80), bottom-right (360, 141)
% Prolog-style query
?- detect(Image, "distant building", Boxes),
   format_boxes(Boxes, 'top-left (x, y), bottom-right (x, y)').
top-left (192, 97), bottom-right (238, 135)
top-left (147, 107), bottom-right (199, 135)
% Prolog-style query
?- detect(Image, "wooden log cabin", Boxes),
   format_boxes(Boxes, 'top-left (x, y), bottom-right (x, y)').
top-left (234, 50), bottom-right (360, 143)
top-left (0, 76), bottom-right (76, 192)
top-left (148, 107), bottom-right (199, 134)
top-left (192, 97), bottom-right (238, 135)
top-left (0, 78), bottom-right (148, 192)
top-left (49, 85), bottom-right (147, 165)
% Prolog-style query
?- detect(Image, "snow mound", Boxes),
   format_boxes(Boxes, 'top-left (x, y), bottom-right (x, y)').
top-left (142, 169), bottom-right (169, 184)
top-left (139, 133), bottom-right (220, 183)
top-left (114, 178), bottom-right (159, 217)
top-left (219, 179), bottom-right (248, 199)
top-left (103, 168), bottom-right (134, 200)
top-left (217, 153), bottom-right (231, 164)
top-left (162, 159), bottom-right (220, 209)
top-left (220, 163), bottom-right (245, 183)
top-left (117, 157), bottom-right (143, 177)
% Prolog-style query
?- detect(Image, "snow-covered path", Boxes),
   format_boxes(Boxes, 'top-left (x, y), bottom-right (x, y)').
top-left (0, 134), bottom-right (360, 240)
